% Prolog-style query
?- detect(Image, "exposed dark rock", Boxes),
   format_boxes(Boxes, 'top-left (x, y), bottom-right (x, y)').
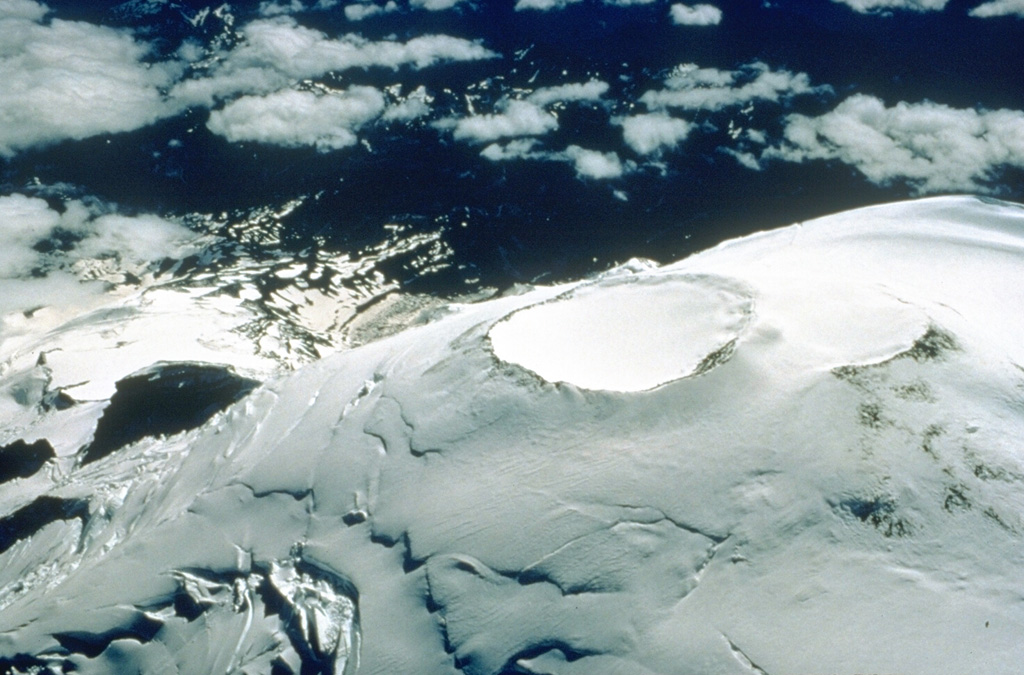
top-left (39, 389), bottom-right (75, 412)
top-left (0, 496), bottom-right (89, 555)
top-left (0, 653), bottom-right (55, 674)
top-left (0, 439), bottom-right (55, 484)
top-left (836, 496), bottom-right (910, 538)
top-left (79, 362), bottom-right (260, 465)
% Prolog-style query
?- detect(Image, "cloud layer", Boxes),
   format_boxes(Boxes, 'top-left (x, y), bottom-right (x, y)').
top-left (0, 3), bottom-right (497, 156)
top-left (0, 2), bottom-right (184, 157)
top-left (0, 194), bottom-right (196, 279)
top-left (0, 193), bottom-right (198, 316)
top-left (515, 0), bottom-right (582, 9)
top-left (526, 80), bottom-right (609, 107)
top-left (831, 0), bottom-right (949, 12)
top-left (765, 94), bottom-right (1024, 193)
top-left (640, 62), bottom-right (827, 111)
top-left (618, 114), bottom-right (693, 155)
top-left (452, 101), bottom-right (559, 143)
top-left (670, 3), bottom-right (723, 25)
top-left (480, 140), bottom-right (628, 180)
top-left (447, 80), bottom-right (608, 144)
top-left (411, 0), bottom-right (475, 9)
top-left (206, 86), bottom-right (386, 151)
top-left (969, 0), bottom-right (1024, 17)
top-left (173, 17), bottom-right (498, 106)
top-left (833, 0), bottom-right (1024, 15)
top-left (2, 0), bottom-right (1021, 198)
top-left (514, 0), bottom-right (670, 9)
top-left (344, 2), bottom-right (399, 21)
top-left (455, 62), bottom-right (830, 180)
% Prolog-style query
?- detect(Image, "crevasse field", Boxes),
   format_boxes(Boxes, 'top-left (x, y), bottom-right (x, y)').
top-left (2, 195), bottom-right (1023, 674)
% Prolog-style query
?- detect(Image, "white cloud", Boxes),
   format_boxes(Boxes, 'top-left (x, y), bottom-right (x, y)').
top-left (515, 0), bottom-right (582, 10)
top-left (670, 3), bottom-right (723, 25)
top-left (480, 138), bottom-right (542, 161)
top-left (745, 128), bottom-right (767, 144)
top-left (617, 113), bottom-right (693, 155)
top-left (259, 0), bottom-right (307, 15)
top-left (663, 63), bottom-right (735, 88)
top-left (0, 192), bottom-right (201, 325)
top-left (206, 86), bottom-right (386, 151)
top-left (516, 0), bottom-right (667, 7)
top-left (451, 100), bottom-right (558, 143)
top-left (526, 80), bottom-right (610, 107)
top-left (257, 0), bottom-right (343, 15)
top-left (0, 3), bottom-right (496, 156)
top-left (831, 0), bottom-right (949, 12)
top-left (0, 1), bottom-right (184, 157)
top-left (173, 17), bottom-right (497, 106)
top-left (0, 0), bottom-right (47, 21)
top-left (343, 2), bottom-right (398, 20)
top-left (0, 193), bottom-right (195, 280)
top-left (79, 212), bottom-right (198, 263)
top-left (640, 61), bottom-right (826, 112)
top-left (411, 0), bottom-right (474, 9)
top-left (562, 145), bottom-right (625, 179)
top-left (969, 0), bottom-right (1024, 17)
top-left (764, 94), bottom-right (1024, 193)
top-left (517, 0), bottom-right (719, 9)
top-left (382, 85), bottom-right (432, 121)
top-left (479, 140), bottom-right (627, 180)
top-left (720, 147), bottom-right (762, 170)
top-left (449, 80), bottom-right (606, 145)
top-left (0, 193), bottom-right (60, 278)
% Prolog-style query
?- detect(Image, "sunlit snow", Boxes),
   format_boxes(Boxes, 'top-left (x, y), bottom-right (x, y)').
top-left (1, 196), bottom-right (1024, 674)
top-left (488, 273), bottom-right (754, 392)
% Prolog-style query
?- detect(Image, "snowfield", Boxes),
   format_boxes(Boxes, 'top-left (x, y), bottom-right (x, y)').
top-left (2, 196), bottom-right (1024, 674)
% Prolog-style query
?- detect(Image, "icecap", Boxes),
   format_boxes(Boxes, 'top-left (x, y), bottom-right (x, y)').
top-left (488, 274), bottom-right (753, 392)
top-left (2, 196), bottom-right (1024, 674)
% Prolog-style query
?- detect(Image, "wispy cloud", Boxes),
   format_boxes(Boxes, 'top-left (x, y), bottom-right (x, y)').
top-left (640, 62), bottom-right (827, 112)
top-left (526, 80), bottom-right (610, 107)
top-left (451, 101), bottom-right (559, 143)
top-left (515, 0), bottom-right (582, 10)
top-left (830, 0), bottom-right (949, 12)
top-left (480, 140), bottom-right (629, 180)
top-left (173, 17), bottom-right (498, 106)
top-left (344, 2), bottom-right (399, 21)
top-left (969, 0), bottom-right (1024, 18)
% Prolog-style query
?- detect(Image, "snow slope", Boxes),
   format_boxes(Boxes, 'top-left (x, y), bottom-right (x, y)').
top-left (2, 196), bottom-right (1024, 674)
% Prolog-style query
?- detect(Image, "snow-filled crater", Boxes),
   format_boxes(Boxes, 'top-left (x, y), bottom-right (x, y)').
top-left (488, 274), bottom-right (753, 392)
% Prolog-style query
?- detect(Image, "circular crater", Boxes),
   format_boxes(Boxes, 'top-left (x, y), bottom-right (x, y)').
top-left (488, 274), bottom-right (754, 392)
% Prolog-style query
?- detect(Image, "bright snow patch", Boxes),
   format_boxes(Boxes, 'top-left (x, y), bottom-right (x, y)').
top-left (488, 274), bottom-right (754, 391)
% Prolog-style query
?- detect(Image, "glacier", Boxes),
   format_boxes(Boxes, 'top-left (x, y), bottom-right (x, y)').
top-left (1, 195), bottom-right (1024, 674)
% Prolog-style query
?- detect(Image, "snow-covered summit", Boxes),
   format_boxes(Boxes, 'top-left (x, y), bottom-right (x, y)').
top-left (2, 196), bottom-right (1024, 674)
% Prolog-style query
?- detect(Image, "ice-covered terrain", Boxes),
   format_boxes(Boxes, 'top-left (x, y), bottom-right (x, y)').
top-left (2, 195), bottom-right (1024, 674)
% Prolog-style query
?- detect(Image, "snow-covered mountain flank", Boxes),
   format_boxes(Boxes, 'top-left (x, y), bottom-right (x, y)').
top-left (2, 196), bottom-right (1024, 674)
